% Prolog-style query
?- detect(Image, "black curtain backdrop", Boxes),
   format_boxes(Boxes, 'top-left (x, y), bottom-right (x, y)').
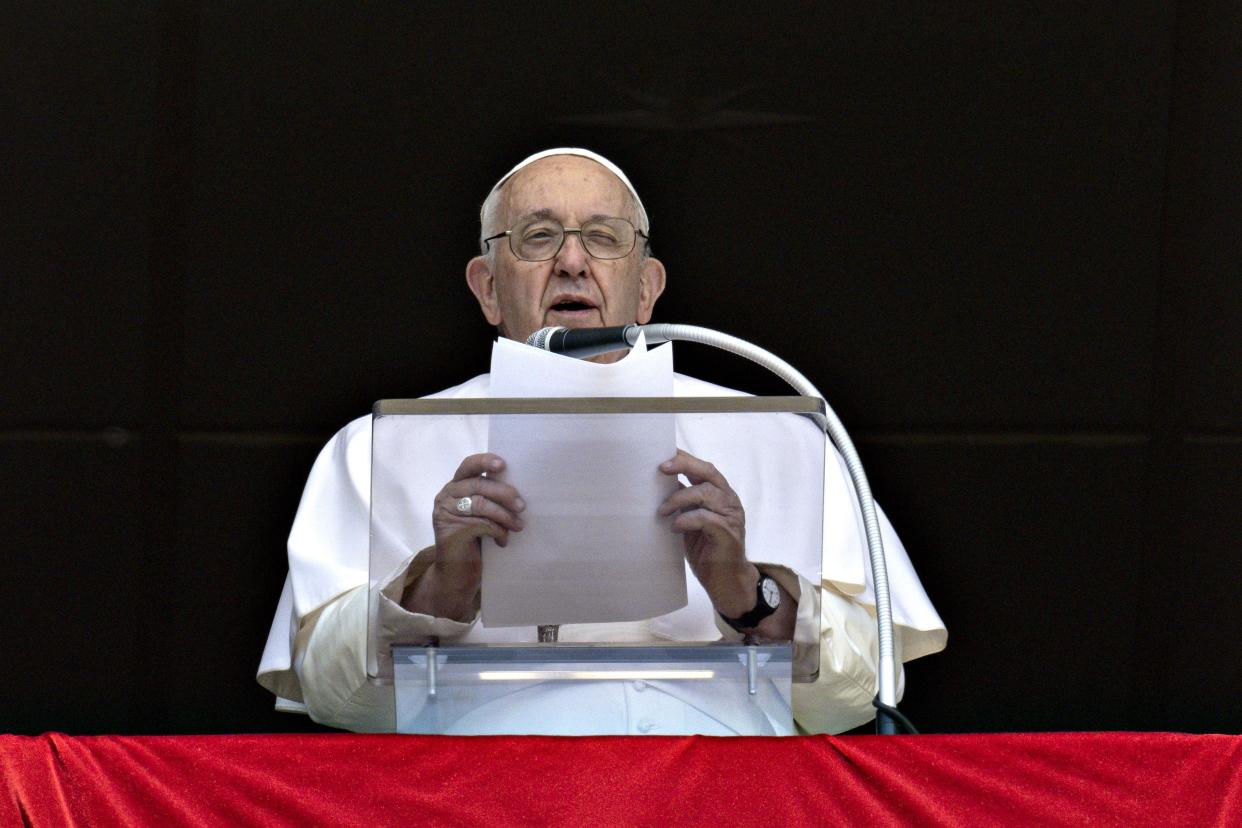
top-left (2, 2), bottom-right (1238, 735)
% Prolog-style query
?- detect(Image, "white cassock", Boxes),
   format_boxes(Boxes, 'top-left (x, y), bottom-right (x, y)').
top-left (258, 340), bottom-right (947, 734)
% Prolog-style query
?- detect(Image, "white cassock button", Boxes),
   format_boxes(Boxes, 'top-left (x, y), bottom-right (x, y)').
top-left (637, 719), bottom-right (657, 733)
top-left (632, 680), bottom-right (647, 692)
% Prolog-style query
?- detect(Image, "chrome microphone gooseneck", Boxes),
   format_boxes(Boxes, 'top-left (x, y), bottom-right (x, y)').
top-left (596, 322), bottom-right (903, 734)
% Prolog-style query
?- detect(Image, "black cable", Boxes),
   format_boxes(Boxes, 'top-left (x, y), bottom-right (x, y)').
top-left (872, 697), bottom-right (920, 734)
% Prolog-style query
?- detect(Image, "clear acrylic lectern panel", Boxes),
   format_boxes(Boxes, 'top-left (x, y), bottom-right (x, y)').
top-left (393, 643), bottom-right (794, 735)
top-left (368, 397), bottom-right (826, 736)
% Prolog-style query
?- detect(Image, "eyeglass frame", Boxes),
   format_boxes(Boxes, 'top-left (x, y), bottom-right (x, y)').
top-left (482, 216), bottom-right (650, 262)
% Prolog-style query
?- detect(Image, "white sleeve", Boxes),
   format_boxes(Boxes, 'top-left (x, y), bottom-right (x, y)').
top-left (714, 565), bottom-right (903, 734)
top-left (295, 563), bottom-right (477, 732)
top-left (791, 575), bottom-right (905, 734)
top-left (260, 413), bottom-right (489, 730)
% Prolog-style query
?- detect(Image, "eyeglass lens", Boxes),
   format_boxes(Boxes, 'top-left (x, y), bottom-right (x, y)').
top-left (511, 218), bottom-right (636, 261)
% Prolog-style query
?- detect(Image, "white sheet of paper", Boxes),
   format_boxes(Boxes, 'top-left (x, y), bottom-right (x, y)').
top-left (481, 335), bottom-right (686, 627)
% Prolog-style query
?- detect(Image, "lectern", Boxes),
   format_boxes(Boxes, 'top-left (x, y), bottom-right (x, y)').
top-left (368, 396), bottom-right (826, 736)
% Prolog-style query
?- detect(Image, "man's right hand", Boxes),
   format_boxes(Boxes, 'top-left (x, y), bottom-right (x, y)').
top-left (401, 452), bottom-right (525, 620)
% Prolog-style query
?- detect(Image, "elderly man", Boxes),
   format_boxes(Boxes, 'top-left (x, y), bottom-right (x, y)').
top-left (258, 148), bottom-right (946, 734)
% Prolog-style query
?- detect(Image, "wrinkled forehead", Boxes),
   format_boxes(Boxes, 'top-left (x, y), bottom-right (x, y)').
top-left (500, 156), bottom-right (637, 225)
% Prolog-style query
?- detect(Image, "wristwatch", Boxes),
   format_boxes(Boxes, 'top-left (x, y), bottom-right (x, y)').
top-left (721, 573), bottom-right (781, 631)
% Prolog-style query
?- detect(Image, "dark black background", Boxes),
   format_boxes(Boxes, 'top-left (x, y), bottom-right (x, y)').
top-left (3, 2), bottom-right (1239, 735)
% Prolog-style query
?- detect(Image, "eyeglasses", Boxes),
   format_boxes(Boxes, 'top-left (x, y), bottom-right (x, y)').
top-left (483, 216), bottom-right (648, 262)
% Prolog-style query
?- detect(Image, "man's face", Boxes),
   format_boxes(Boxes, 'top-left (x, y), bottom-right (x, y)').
top-left (466, 156), bottom-right (665, 363)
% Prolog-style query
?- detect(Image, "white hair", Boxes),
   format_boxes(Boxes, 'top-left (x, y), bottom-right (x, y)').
top-left (478, 148), bottom-right (650, 256)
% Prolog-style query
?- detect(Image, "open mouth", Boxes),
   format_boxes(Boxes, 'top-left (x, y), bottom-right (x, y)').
top-left (547, 295), bottom-right (598, 319)
top-left (550, 300), bottom-right (595, 312)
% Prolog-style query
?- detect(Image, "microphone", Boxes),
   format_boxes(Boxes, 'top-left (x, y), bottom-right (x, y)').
top-left (525, 325), bottom-right (644, 359)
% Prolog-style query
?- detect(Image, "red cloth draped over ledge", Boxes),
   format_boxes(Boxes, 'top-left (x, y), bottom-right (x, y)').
top-left (2, 732), bottom-right (1240, 826)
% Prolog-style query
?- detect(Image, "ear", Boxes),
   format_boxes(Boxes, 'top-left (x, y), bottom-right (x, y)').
top-left (466, 255), bottom-right (503, 326)
top-left (635, 256), bottom-right (667, 324)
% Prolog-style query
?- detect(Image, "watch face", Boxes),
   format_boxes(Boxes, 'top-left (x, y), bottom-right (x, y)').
top-left (761, 577), bottom-right (781, 609)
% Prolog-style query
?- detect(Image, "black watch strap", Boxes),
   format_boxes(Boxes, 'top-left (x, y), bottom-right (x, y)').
top-left (721, 575), bottom-right (780, 631)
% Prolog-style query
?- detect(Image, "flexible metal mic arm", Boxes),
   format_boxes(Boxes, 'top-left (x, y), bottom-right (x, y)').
top-left (631, 322), bottom-right (901, 734)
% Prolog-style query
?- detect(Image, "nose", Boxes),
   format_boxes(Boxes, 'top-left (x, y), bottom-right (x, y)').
top-left (553, 230), bottom-right (590, 279)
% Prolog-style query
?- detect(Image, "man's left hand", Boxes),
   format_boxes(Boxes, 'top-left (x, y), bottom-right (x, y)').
top-left (658, 449), bottom-right (758, 618)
